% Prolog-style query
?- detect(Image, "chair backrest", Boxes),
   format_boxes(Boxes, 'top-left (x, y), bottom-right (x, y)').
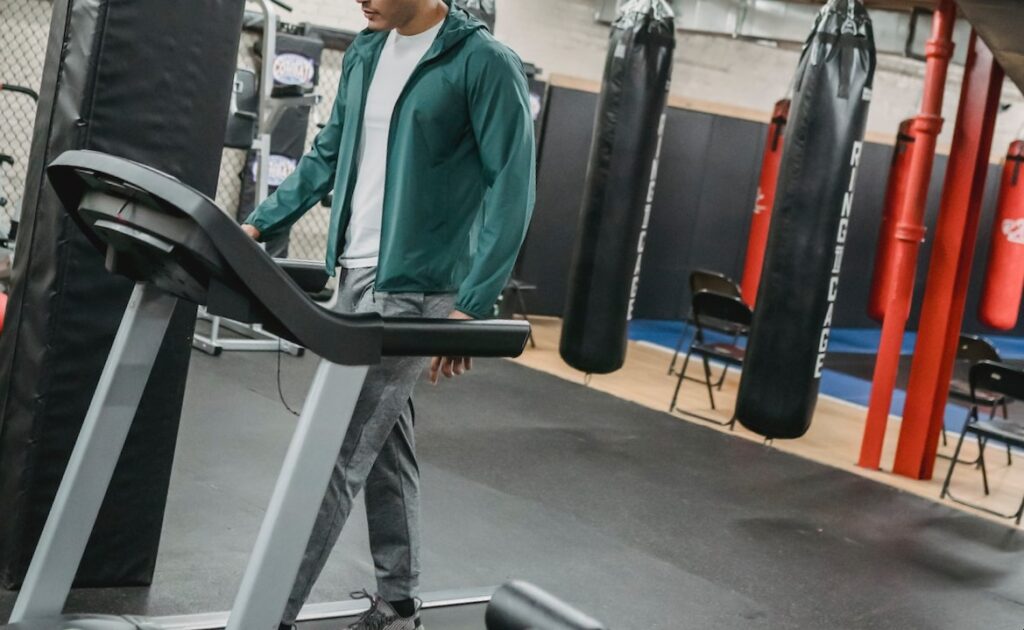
top-left (957, 334), bottom-right (1001, 365)
top-left (690, 269), bottom-right (742, 301)
top-left (691, 290), bottom-right (752, 333)
top-left (969, 361), bottom-right (1024, 401)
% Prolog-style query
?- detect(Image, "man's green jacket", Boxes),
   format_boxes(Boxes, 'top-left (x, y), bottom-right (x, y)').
top-left (245, 2), bottom-right (536, 319)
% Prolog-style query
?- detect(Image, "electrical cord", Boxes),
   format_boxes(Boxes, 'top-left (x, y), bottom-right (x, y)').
top-left (276, 339), bottom-right (300, 416)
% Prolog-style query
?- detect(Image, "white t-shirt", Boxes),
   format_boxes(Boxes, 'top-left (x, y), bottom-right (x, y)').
top-left (339, 20), bottom-right (444, 269)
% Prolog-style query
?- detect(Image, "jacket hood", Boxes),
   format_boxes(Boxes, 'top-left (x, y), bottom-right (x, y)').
top-left (347, 1), bottom-right (486, 62)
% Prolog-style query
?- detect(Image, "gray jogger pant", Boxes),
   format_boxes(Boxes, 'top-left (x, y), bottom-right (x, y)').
top-left (282, 266), bottom-right (455, 623)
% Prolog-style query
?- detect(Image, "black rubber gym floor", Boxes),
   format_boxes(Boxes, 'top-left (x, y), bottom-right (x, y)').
top-left (2, 350), bottom-right (1023, 628)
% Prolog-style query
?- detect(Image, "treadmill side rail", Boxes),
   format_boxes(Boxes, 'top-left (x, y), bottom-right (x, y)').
top-left (9, 284), bottom-right (178, 623)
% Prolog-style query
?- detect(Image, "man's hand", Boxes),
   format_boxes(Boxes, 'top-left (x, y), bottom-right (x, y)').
top-left (430, 310), bottom-right (473, 384)
top-left (242, 224), bottom-right (261, 240)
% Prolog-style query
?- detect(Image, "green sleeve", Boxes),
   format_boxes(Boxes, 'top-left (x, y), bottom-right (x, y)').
top-left (455, 45), bottom-right (537, 319)
top-left (244, 69), bottom-right (347, 240)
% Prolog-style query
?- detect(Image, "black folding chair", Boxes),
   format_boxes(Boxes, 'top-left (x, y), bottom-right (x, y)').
top-left (940, 361), bottom-right (1024, 525)
top-left (668, 269), bottom-right (745, 382)
top-left (942, 334), bottom-right (1012, 465)
top-left (670, 290), bottom-right (752, 429)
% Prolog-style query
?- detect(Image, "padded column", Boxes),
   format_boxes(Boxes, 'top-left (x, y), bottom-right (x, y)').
top-left (0, 0), bottom-right (244, 587)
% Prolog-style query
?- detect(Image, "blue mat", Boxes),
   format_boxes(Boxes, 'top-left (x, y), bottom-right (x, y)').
top-left (627, 320), bottom-right (1024, 434)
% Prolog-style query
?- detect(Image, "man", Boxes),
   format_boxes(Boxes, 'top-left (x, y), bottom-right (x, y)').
top-left (242, 0), bottom-right (535, 628)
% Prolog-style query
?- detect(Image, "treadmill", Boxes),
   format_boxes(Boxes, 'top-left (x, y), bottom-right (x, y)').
top-left (1, 151), bottom-right (605, 630)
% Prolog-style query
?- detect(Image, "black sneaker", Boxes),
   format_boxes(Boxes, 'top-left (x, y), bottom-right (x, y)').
top-left (346, 590), bottom-right (423, 630)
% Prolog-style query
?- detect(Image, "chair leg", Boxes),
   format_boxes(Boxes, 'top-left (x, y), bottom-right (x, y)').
top-left (942, 426), bottom-right (948, 447)
top-left (701, 355), bottom-right (716, 410)
top-left (714, 365), bottom-right (728, 391)
top-left (1015, 493), bottom-right (1024, 526)
top-left (979, 439), bottom-right (990, 497)
top-left (668, 321), bottom-right (692, 375)
top-left (670, 348), bottom-right (694, 412)
top-left (999, 400), bottom-right (1013, 465)
top-left (941, 425), bottom-right (970, 499)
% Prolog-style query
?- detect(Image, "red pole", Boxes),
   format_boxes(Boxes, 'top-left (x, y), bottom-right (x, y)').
top-left (895, 33), bottom-right (1004, 480)
top-left (740, 99), bottom-right (791, 306)
top-left (858, 0), bottom-right (956, 470)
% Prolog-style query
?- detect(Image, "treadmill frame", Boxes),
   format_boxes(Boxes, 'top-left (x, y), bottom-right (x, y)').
top-left (8, 283), bottom-right (371, 630)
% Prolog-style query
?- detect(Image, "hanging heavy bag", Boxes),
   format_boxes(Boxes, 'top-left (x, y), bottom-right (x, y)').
top-left (867, 118), bottom-right (915, 323)
top-left (978, 141), bottom-right (1024, 331)
top-left (560, 0), bottom-right (675, 374)
top-left (740, 98), bottom-right (790, 306)
top-left (736, 0), bottom-right (875, 439)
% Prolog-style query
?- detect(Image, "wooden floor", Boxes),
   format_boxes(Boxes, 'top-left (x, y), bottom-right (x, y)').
top-left (512, 316), bottom-right (1024, 529)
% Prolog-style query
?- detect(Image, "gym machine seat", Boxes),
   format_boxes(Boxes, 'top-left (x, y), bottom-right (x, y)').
top-left (0, 150), bottom-right (540, 630)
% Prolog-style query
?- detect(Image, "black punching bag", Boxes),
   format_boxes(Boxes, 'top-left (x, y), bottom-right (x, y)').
top-left (560, 0), bottom-right (675, 374)
top-left (0, 0), bottom-right (244, 586)
top-left (736, 0), bottom-right (875, 439)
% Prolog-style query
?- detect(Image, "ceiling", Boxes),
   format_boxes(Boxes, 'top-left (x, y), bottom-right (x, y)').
top-left (955, 0), bottom-right (1024, 93)
top-left (800, 0), bottom-right (1024, 93)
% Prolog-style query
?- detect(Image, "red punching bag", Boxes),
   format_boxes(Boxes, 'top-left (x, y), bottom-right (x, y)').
top-left (740, 98), bottom-right (790, 306)
top-left (867, 118), bottom-right (916, 322)
top-left (979, 140), bottom-right (1024, 330)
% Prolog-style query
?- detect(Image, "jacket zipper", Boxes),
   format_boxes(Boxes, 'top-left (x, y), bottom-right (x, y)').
top-left (376, 39), bottom-right (449, 282)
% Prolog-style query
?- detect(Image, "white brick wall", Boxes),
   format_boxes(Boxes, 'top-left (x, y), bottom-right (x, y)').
top-left (281, 0), bottom-right (1024, 157)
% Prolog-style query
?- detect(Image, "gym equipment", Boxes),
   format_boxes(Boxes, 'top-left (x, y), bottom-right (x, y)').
top-left (978, 140), bottom-right (1024, 331)
top-left (0, 84), bottom-right (39, 101)
top-left (0, 84), bottom-right (38, 356)
top-left (867, 118), bottom-right (916, 323)
top-left (0, 83), bottom-right (38, 248)
top-left (739, 98), bottom-right (790, 306)
top-left (0, 155), bottom-right (16, 288)
top-left (561, 0), bottom-right (675, 374)
top-left (0, 150), bottom-right (530, 630)
top-left (193, 0), bottom-right (323, 357)
top-left (0, 0), bottom-right (245, 588)
top-left (736, 0), bottom-right (875, 439)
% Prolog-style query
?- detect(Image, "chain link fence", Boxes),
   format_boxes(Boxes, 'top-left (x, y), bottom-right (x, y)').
top-left (0, 0), bottom-right (50, 240)
top-left (0, 0), bottom-right (342, 262)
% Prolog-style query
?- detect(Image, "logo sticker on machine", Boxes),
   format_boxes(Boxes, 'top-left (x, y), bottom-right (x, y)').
top-left (251, 155), bottom-right (298, 187)
top-left (273, 53), bottom-right (315, 86)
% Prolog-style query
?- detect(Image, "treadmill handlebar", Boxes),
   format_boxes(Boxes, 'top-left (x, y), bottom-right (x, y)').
top-left (46, 150), bottom-right (532, 363)
top-left (381, 318), bottom-right (531, 358)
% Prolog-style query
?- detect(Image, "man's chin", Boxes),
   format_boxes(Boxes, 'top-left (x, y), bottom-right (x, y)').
top-left (365, 16), bottom-right (387, 30)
